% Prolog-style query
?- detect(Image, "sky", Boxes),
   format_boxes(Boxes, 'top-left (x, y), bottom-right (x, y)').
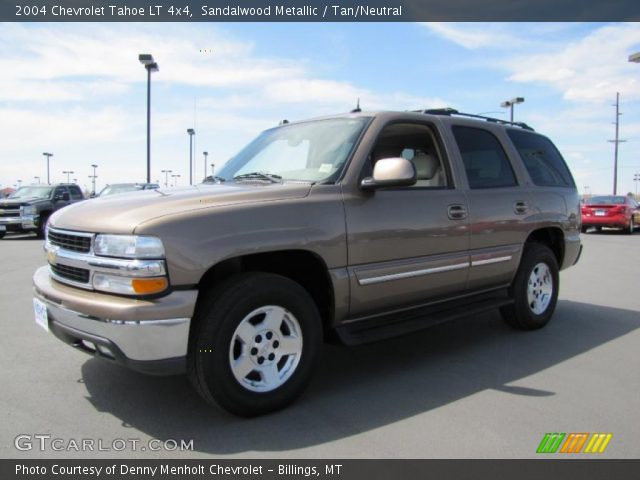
top-left (1, 22), bottom-right (640, 195)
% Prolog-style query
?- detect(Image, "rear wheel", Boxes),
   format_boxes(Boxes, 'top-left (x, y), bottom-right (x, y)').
top-left (189, 272), bottom-right (322, 416)
top-left (501, 243), bottom-right (559, 330)
top-left (627, 217), bottom-right (635, 235)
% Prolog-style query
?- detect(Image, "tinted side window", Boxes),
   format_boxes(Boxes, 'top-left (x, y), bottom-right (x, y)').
top-left (69, 186), bottom-right (83, 199)
top-left (452, 126), bottom-right (517, 189)
top-left (53, 187), bottom-right (68, 197)
top-left (507, 130), bottom-right (575, 187)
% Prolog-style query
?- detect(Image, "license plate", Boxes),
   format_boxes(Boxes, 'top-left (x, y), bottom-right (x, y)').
top-left (595, 210), bottom-right (605, 216)
top-left (33, 297), bottom-right (49, 332)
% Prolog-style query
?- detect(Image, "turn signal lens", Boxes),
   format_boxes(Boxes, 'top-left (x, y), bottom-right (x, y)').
top-left (131, 277), bottom-right (169, 294)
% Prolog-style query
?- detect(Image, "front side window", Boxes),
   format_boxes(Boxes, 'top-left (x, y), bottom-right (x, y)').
top-left (367, 122), bottom-right (448, 188)
top-left (453, 126), bottom-right (517, 189)
top-left (507, 130), bottom-right (575, 187)
top-left (218, 117), bottom-right (370, 183)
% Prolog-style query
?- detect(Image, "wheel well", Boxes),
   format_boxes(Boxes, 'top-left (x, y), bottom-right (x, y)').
top-left (525, 227), bottom-right (564, 266)
top-left (196, 250), bottom-right (334, 335)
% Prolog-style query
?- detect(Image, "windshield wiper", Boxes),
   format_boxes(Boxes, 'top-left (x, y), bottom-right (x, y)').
top-left (232, 172), bottom-right (283, 183)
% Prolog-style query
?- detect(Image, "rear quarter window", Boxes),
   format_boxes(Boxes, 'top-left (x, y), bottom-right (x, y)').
top-left (507, 130), bottom-right (575, 187)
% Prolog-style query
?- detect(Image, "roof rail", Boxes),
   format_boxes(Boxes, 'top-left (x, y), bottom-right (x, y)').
top-left (413, 108), bottom-right (534, 131)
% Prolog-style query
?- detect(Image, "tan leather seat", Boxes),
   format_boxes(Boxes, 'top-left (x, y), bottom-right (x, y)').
top-left (412, 152), bottom-right (445, 187)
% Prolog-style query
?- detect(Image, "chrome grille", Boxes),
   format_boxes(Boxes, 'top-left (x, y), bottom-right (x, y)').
top-left (50, 264), bottom-right (90, 284)
top-left (48, 229), bottom-right (92, 253)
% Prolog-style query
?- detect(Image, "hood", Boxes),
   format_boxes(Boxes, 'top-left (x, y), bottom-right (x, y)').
top-left (49, 182), bottom-right (312, 234)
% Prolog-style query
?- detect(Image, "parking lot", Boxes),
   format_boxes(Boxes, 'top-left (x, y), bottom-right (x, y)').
top-left (0, 231), bottom-right (639, 459)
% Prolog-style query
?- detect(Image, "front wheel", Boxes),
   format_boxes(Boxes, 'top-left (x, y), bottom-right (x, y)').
top-left (189, 272), bottom-right (322, 416)
top-left (501, 243), bottom-right (559, 330)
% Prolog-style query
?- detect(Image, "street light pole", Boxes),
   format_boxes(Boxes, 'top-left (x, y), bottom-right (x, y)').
top-left (211, 163), bottom-right (215, 177)
top-left (634, 173), bottom-right (639, 198)
top-left (161, 169), bottom-right (172, 188)
top-left (187, 128), bottom-right (195, 185)
top-left (139, 54), bottom-right (159, 184)
top-left (203, 151), bottom-right (208, 181)
top-left (43, 152), bottom-right (53, 185)
top-left (90, 164), bottom-right (98, 196)
top-left (34, 176), bottom-right (40, 184)
top-left (172, 174), bottom-right (181, 187)
top-left (62, 171), bottom-right (74, 183)
top-left (500, 97), bottom-right (525, 122)
top-left (608, 92), bottom-right (626, 195)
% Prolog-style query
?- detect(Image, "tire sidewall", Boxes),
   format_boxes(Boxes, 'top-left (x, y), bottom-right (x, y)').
top-left (193, 273), bottom-right (322, 416)
top-left (512, 244), bottom-right (560, 329)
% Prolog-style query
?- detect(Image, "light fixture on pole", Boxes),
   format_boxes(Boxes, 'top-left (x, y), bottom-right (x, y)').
top-left (139, 54), bottom-right (159, 184)
top-left (211, 163), bottom-right (215, 177)
top-left (187, 128), bottom-right (195, 185)
top-left (90, 164), bottom-right (98, 196)
top-left (34, 176), bottom-right (40, 184)
top-left (171, 174), bottom-right (181, 187)
top-left (43, 152), bottom-right (53, 185)
top-left (500, 97), bottom-right (525, 122)
top-left (17, 179), bottom-right (22, 188)
top-left (161, 169), bottom-right (172, 188)
top-left (62, 170), bottom-right (74, 183)
top-left (203, 151), bottom-right (208, 181)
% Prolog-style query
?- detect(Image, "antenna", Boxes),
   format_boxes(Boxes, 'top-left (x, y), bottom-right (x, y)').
top-left (351, 97), bottom-right (361, 113)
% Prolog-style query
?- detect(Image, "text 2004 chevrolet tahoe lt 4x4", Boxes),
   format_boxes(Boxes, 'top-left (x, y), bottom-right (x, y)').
top-left (33, 109), bottom-right (582, 416)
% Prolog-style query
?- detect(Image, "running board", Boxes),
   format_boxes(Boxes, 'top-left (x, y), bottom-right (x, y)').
top-left (336, 291), bottom-right (513, 346)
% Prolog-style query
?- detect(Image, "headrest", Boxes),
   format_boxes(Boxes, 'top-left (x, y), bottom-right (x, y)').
top-left (412, 152), bottom-right (440, 179)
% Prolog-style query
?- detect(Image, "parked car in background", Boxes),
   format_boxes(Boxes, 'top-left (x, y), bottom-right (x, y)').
top-left (97, 183), bottom-right (160, 197)
top-left (581, 195), bottom-right (639, 234)
top-left (0, 184), bottom-right (84, 239)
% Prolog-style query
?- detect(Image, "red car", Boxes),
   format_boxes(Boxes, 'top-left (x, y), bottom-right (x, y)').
top-left (581, 195), bottom-right (640, 234)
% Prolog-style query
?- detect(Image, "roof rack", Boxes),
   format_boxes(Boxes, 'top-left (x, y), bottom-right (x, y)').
top-left (413, 108), bottom-right (534, 131)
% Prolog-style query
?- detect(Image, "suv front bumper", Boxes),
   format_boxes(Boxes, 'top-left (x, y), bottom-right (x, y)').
top-left (33, 266), bottom-right (197, 375)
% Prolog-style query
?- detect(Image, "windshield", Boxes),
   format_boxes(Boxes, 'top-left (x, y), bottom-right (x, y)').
top-left (217, 117), bottom-right (370, 183)
top-left (588, 196), bottom-right (626, 205)
top-left (99, 185), bottom-right (143, 196)
top-left (8, 186), bottom-right (53, 199)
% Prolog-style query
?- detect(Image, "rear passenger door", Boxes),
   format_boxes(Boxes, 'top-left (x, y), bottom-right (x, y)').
top-left (449, 125), bottom-right (531, 291)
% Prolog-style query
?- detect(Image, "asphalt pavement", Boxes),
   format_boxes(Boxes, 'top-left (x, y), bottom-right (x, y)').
top-left (1, 231), bottom-right (639, 458)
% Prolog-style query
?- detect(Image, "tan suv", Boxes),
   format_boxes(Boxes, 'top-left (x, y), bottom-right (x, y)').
top-left (33, 109), bottom-right (582, 416)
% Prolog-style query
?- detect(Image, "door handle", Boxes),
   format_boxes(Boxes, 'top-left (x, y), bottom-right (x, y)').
top-left (447, 204), bottom-right (467, 220)
top-left (514, 201), bottom-right (529, 215)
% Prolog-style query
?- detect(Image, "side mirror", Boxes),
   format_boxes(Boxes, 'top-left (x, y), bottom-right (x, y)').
top-left (361, 157), bottom-right (416, 190)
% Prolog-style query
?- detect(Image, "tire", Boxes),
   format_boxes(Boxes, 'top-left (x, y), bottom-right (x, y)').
top-left (188, 272), bottom-right (322, 416)
top-left (581, 226), bottom-right (588, 234)
top-left (36, 213), bottom-right (49, 239)
top-left (627, 217), bottom-right (634, 235)
top-left (500, 243), bottom-right (559, 330)
top-left (0, 232), bottom-right (5, 239)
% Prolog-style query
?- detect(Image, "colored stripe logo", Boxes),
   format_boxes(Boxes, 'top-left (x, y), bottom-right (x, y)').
top-left (537, 433), bottom-right (612, 454)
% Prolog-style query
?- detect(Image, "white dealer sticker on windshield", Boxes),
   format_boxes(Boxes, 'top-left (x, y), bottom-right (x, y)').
top-left (318, 163), bottom-right (333, 173)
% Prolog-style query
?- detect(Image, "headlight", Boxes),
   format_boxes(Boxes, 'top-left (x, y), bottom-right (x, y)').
top-left (94, 234), bottom-right (165, 259)
top-left (20, 205), bottom-right (36, 216)
top-left (92, 273), bottom-right (168, 295)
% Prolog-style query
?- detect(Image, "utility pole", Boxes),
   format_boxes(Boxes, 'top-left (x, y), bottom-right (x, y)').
top-left (608, 92), bottom-right (626, 195)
